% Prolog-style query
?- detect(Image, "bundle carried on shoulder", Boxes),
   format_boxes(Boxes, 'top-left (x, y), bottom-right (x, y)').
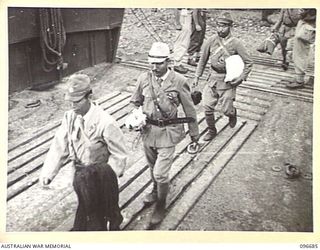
top-left (295, 19), bottom-right (316, 44)
top-left (256, 32), bottom-right (280, 55)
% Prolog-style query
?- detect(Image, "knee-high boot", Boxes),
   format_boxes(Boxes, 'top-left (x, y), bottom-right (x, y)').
top-left (144, 168), bottom-right (158, 205)
top-left (203, 111), bottom-right (217, 141)
top-left (150, 182), bottom-right (169, 225)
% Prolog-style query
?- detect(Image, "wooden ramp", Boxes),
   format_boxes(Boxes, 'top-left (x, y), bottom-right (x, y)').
top-left (120, 58), bottom-right (314, 103)
top-left (7, 57), bottom-right (313, 231)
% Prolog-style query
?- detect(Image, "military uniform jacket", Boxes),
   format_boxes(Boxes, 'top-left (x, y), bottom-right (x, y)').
top-left (130, 69), bottom-right (199, 148)
top-left (196, 33), bottom-right (253, 90)
top-left (40, 103), bottom-right (128, 181)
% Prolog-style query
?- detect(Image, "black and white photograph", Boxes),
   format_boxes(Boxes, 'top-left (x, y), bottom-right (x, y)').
top-left (2, 3), bottom-right (319, 245)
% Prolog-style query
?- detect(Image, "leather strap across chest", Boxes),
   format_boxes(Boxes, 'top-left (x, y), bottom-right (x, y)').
top-left (147, 71), bottom-right (195, 127)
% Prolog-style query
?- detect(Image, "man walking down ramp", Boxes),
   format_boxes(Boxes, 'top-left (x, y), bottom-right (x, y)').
top-left (193, 11), bottom-right (253, 141)
top-left (129, 42), bottom-right (200, 227)
top-left (39, 74), bottom-right (128, 231)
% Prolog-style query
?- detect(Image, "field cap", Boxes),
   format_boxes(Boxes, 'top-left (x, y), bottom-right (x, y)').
top-left (216, 11), bottom-right (234, 25)
top-left (65, 74), bottom-right (91, 102)
top-left (148, 42), bottom-right (170, 63)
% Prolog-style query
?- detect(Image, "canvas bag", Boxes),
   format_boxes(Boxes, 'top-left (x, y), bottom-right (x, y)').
top-left (295, 20), bottom-right (316, 44)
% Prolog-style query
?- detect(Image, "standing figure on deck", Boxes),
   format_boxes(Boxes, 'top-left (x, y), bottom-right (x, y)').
top-left (39, 74), bottom-right (128, 231)
top-left (285, 8), bottom-right (316, 89)
top-left (187, 8), bottom-right (207, 66)
top-left (129, 42), bottom-right (200, 227)
top-left (272, 8), bottom-right (303, 70)
top-left (193, 11), bottom-right (253, 141)
top-left (173, 8), bottom-right (193, 74)
top-left (174, 8), bottom-right (182, 30)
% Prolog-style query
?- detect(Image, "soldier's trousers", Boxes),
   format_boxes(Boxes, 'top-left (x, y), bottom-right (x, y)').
top-left (72, 163), bottom-right (123, 231)
top-left (202, 83), bottom-right (236, 117)
top-left (187, 12), bottom-right (206, 56)
top-left (292, 21), bottom-right (315, 83)
top-left (143, 145), bottom-right (175, 184)
top-left (173, 9), bottom-right (192, 66)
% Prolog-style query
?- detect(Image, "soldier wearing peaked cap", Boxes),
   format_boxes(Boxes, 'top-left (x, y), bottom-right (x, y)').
top-left (129, 41), bottom-right (200, 227)
top-left (193, 11), bottom-right (253, 141)
top-left (39, 74), bottom-right (128, 231)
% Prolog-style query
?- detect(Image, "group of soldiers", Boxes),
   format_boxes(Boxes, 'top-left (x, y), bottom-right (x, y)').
top-left (38, 9), bottom-right (315, 231)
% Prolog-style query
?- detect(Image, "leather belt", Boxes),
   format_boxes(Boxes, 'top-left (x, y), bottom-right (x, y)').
top-left (146, 117), bottom-right (195, 127)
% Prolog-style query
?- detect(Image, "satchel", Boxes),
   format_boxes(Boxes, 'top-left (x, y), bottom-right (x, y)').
top-left (295, 20), bottom-right (315, 44)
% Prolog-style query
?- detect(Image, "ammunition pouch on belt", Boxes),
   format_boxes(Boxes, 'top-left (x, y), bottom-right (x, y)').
top-left (146, 117), bottom-right (195, 127)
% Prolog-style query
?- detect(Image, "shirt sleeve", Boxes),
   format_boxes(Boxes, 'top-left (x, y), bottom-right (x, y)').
top-left (40, 113), bottom-right (70, 181)
top-left (130, 74), bottom-right (145, 107)
top-left (178, 79), bottom-right (200, 138)
top-left (102, 117), bottom-right (128, 177)
top-left (195, 36), bottom-right (213, 78)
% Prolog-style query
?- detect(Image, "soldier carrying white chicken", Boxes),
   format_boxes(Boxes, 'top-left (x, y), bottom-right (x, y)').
top-left (129, 41), bottom-right (200, 227)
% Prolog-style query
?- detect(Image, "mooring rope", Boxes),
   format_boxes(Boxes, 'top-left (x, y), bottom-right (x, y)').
top-left (130, 8), bottom-right (165, 43)
top-left (39, 8), bottom-right (66, 72)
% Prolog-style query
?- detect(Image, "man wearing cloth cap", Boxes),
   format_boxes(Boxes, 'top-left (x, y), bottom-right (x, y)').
top-left (130, 42), bottom-right (200, 227)
top-left (193, 11), bottom-right (253, 141)
top-left (39, 74), bottom-right (128, 231)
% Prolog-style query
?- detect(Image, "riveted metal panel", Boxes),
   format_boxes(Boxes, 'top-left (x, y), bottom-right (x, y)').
top-left (8, 8), bottom-right (124, 93)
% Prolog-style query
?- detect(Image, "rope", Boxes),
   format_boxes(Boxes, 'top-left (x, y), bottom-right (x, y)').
top-left (39, 8), bottom-right (66, 72)
top-left (130, 8), bottom-right (165, 43)
top-left (138, 9), bottom-right (165, 42)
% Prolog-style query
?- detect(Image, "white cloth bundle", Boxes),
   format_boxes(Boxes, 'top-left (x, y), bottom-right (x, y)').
top-left (224, 55), bottom-right (244, 82)
top-left (125, 106), bottom-right (147, 131)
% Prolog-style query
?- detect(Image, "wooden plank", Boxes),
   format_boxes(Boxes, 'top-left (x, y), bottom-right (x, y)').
top-left (8, 112), bottom-right (208, 231)
top-left (236, 94), bottom-right (271, 109)
top-left (7, 74), bottom-right (274, 231)
top-left (98, 92), bottom-right (131, 111)
top-left (235, 109), bottom-right (263, 122)
top-left (7, 133), bottom-right (55, 174)
top-left (241, 83), bottom-right (313, 103)
top-left (128, 119), bottom-right (247, 230)
top-left (234, 102), bottom-right (267, 116)
top-left (237, 88), bottom-right (272, 102)
top-left (6, 162), bottom-right (75, 231)
top-left (8, 91), bottom-right (121, 153)
top-left (248, 76), bottom-right (314, 93)
top-left (245, 80), bottom-right (313, 97)
top-left (8, 148), bottom-right (48, 187)
top-left (121, 60), bottom-right (313, 103)
top-left (8, 92), bottom-right (129, 169)
top-left (251, 55), bottom-right (314, 72)
top-left (214, 107), bottom-right (263, 122)
top-left (54, 113), bottom-right (211, 231)
top-left (7, 96), bottom-right (132, 201)
top-left (159, 122), bottom-right (258, 230)
top-left (6, 129), bottom-right (146, 231)
top-left (121, 117), bottom-right (231, 230)
top-left (8, 91), bottom-right (123, 163)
